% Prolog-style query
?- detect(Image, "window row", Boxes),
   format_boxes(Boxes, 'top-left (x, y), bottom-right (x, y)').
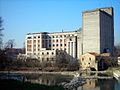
top-left (52, 44), bottom-right (66, 47)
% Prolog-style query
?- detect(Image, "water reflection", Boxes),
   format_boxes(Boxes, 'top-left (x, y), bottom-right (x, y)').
top-left (25, 74), bottom-right (72, 86)
top-left (24, 74), bottom-right (120, 90)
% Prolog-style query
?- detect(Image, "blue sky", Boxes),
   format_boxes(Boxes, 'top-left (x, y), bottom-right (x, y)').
top-left (0, 0), bottom-right (120, 48)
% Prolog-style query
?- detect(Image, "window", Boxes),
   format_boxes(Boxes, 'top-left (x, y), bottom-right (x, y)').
top-left (60, 35), bottom-right (62, 38)
top-left (52, 52), bottom-right (54, 55)
top-left (60, 44), bottom-right (62, 46)
top-left (56, 39), bottom-right (58, 42)
top-left (42, 52), bottom-right (44, 55)
top-left (82, 58), bottom-right (84, 61)
top-left (47, 52), bottom-right (49, 55)
top-left (53, 40), bottom-right (55, 42)
top-left (34, 36), bottom-right (36, 38)
top-left (42, 58), bottom-right (44, 61)
top-left (60, 39), bottom-right (62, 42)
top-left (64, 44), bottom-right (66, 46)
top-left (34, 40), bottom-right (36, 43)
top-left (52, 36), bottom-right (54, 38)
top-left (64, 35), bottom-right (66, 37)
top-left (56, 36), bottom-right (58, 38)
top-left (49, 44), bottom-right (51, 47)
top-left (47, 58), bottom-right (49, 61)
top-left (88, 63), bottom-right (90, 65)
top-left (27, 37), bottom-right (31, 39)
top-left (34, 53), bottom-right (36, 55)
top-left (53, 44), bottom-right (55, 47)
top-left (89, 58), bottom-right (91, 61)
top-left (38, 40), bottom-right (40, 43)
top-left (64, 48), bottom-right (66, 51)
top-left (38, 36), bottom-right (40, 38)
top-left (56, 44), bottom-right (58, 46)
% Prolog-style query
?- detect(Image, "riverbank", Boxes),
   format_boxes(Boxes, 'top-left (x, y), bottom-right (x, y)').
top-left (0, 70), bottom-right (113, 79)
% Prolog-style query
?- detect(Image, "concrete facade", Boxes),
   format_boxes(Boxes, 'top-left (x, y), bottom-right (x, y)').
top-left (82, 7), bottom-right (114, 55)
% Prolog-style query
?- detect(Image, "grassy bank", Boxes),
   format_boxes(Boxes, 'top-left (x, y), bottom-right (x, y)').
top-left (0, 79), bottom-right (64, 90)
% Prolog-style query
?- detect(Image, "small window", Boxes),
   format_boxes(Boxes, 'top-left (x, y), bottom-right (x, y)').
top-left (82, 58), bottom-right (84, 61)
top-left (38, 40), bottom-right (40, 43)
top-left (34, 40), bottom-right (36, 43)
top-left (42, 58), bottom-right (44, 61)
top-left (53, 40), bottom-right (55, 42)
top-left (60, 44), bottom-right (62, 46)
top-left (38, 36), bottom-right (40, 38)
top-left (53, 44), bottom-right (55, 47)
top-left (56, 44), bottom-right (58, 46)
top-left (47, 58), bottom-right (49, 61)
top-left (47, 52), bottom-right (49, 55)
top-left (64, 44), bottom-right (66, 46)
top-left (60, 35), bottom-right (62, 38)
top-left (56, 39), bottom-right (58, 42)
top-left (60, 39), bottom-right (62, 42)
top-left (52, 36), bottom-right (54, 38)
top-left (64, 35), bottom-right (66, 37)
top-left (56, 36), bottom-right (58, 38)
top-left (34, 36), bottom-right (36, 38)
top-left (52, 52), bottom-right (54, 55)
top-left (27, 37), bottom-right (31, 39)
top-left (88, 63), bottom-right (90, 65)
top-left (89, 58), bottom-right (91, 61)
top-left (42, 52), bottom-right (44, 55)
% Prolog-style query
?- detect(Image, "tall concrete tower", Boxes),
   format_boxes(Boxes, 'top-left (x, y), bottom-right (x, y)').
top-left (82, 7), bottom-right (114, 55)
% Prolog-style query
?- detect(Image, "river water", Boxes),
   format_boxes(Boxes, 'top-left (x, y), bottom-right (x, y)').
top-left (23, 73), bottom-right (120, 90)
top-left (0, 73), bottom-right (120, 90)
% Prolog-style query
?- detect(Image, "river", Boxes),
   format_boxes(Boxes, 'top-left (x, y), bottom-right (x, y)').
top-left (0, 72), bottom-right (120, 90)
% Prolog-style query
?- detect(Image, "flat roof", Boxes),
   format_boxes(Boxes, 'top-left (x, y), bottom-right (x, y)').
top-left (82, 7), bottom-right (113, 13)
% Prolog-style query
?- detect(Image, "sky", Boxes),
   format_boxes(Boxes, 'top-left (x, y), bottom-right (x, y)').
top-left (0, 0), bottom-right (120, 48)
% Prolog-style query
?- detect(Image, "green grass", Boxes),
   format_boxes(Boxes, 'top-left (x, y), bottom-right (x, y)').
top-left (0, 79), bottom-right (64, 90)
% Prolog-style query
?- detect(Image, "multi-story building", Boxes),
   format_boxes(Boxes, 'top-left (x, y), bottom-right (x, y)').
top-left (25, 7), bottom-right (114, 62)
top-left (82, 7), bottom-right (114, 55)
top-left (26, 30), bottom-right (82, 61)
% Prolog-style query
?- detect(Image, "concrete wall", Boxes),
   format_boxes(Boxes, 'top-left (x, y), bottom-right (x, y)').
top-left (83, 10), bottom-right (100, 54)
